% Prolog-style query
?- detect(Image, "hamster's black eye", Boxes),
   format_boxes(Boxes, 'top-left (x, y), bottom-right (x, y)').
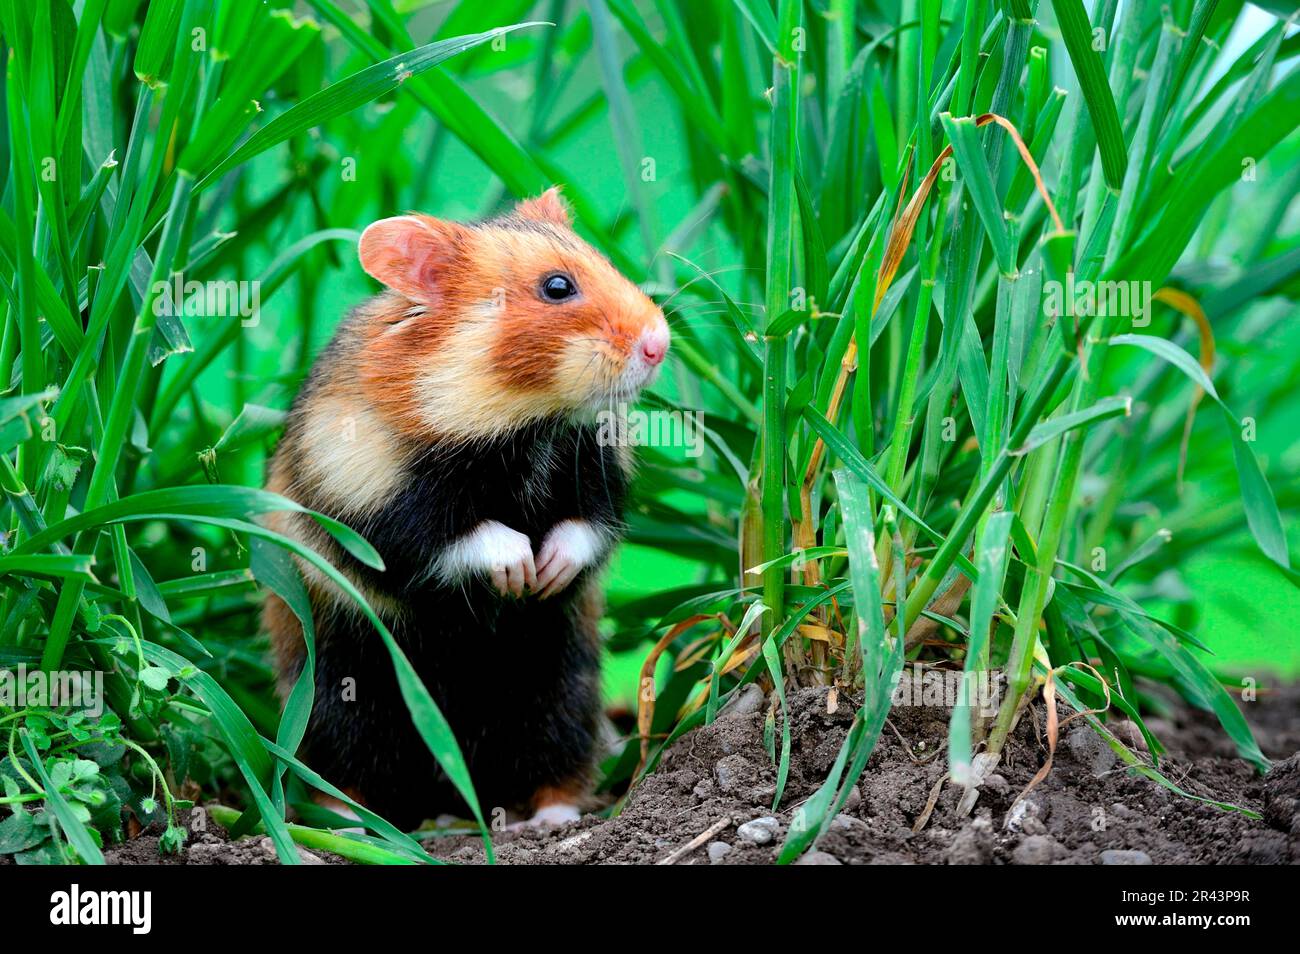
top-left (540, 273), bottom-right (578, 302)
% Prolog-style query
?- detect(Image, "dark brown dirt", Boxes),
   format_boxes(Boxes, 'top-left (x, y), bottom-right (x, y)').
top-left (100, 819), bottom-right (339, 865)
top-left (79, 680), bottom-right (1300, 865)
top-left (424, 681), bottom-right (1300, 865)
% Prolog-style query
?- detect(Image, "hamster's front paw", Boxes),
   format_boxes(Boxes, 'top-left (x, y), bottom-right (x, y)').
top-left (436, 520), bottom-right (536, 597)
top-left (479, 522), bottom-right (537, 597)
top-left (535, 519), bottom-right (607, 599)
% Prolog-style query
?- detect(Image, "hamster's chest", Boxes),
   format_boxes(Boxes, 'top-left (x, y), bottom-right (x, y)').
top-left (480, 433), bottom-right (567, 509)
top-left (407, 428), bottom-right (582, 531)
top-left (339, 421), bottom-right (625, 598)
top-left (516, 433), bottom-right (564, 505)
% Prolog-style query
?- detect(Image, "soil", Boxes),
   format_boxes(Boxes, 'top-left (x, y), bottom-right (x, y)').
top-left (91, 680), bottom-right (1300, 865)
top-left (425, 680), bottom-right (1300, 865)
top-left (100, 822), bottom-right (342, 865)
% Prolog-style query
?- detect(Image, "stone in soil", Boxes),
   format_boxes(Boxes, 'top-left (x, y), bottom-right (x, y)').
top-left (736, 816), bottom-right (779, 845)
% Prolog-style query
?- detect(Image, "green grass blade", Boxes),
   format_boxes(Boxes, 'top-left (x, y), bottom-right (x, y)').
top-left (1012, 395), bottom-right (1131, 456)
top-left (1050, 0), bottom-right (1128, 190)
top-left (192, 23), bottom-right (548, 187)
top-left (1110, 333), bottom-right (1294, 580)
top-left (940, 112), bottom-right (1015, 275)
top-left (949, 510), bottom-right (1013, 785)
top-left (760, 635), bottom-right (791, 810)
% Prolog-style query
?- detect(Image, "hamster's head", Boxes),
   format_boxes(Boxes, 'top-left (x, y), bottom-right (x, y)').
top-left (355, 187), bottom-right (669, 441)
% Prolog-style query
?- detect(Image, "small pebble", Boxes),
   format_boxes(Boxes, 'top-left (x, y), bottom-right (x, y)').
top-left (1019, 816), bottom-right (1047, 836)
top-left (707, 841), bottom-right (732, 863)
top-left (1005, 801), bottom-right (1029, 831)
top-left (983, 773), bottom-right (1010, 795)
top-left (795, 850), bottom-right (842, 865)
top-left (1006, 798), bottom-right (1047, 832)
top-left (830, 813), bottom-right (867, 834)
top-left (714, 754), bottom-right (751, 793)
top-left (720, 684), bottom-right (766, 720)
top-left (1100, 849), bottom-right (1152, 865)
top-left (737, 816), bottom-right (779, 845)
top-left (1012, 834), bottom-right (1060, 865)
top-left (1109, 721), bottom-right (1149, 752)
top-left (841, 786), bottom-right (863, 813)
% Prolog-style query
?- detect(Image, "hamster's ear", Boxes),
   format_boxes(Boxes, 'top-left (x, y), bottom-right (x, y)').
top-left (515, 186), bottom-right (572, 226)
top-left (358, 215), bottom-right (460, 303)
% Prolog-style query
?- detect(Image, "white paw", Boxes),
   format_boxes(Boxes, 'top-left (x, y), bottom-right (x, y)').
top-left (433, 520), bottom-right (536, 597)
top-left (534, 520), bottom-right (607, 599)
top-left (509, 804), bottom-right (581, 830)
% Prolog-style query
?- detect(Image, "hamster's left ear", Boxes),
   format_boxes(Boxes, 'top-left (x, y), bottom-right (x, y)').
top-left (515, 186), bottom-right (572, 226)
top-left (358, 214), bottom-right (462, 304)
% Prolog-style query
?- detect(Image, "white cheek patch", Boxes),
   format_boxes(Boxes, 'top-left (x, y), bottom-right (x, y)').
top-left (296, 399), bottom-right (409, 517)
top-left (411, 307), bottom-right (569, 440)
top-left (429, 520), bottom-right (537, 597)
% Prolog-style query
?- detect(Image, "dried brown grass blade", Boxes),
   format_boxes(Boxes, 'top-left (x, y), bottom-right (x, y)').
top-left (875, 113), bottom-right (1064, 314)
top-left (719, 642), bottom-right (760, 675)
top-left (1005, 663), bottom-right (1111, 826)
top-left (1153, 287), bottom-right (1216, 492)
top-left (674, 631), bottom-right (721, 671)
top-left (901, 570), bottom-right (972, 649)
top-left (811, 112), bottom-right (1064, 485)
top-left (635, 614), bottom-right (717, 778)
top-left (912, 774), bottom-right (946, 832)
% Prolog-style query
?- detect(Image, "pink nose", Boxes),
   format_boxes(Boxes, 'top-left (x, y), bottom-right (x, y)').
top-left (640, 325), bottom-right (669, 366)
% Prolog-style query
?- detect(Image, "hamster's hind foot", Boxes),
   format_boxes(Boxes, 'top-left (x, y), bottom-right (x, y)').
top-left (513, 803), bottom-right (581, 829)
top-left (507, 781), bottom-right (587, 829)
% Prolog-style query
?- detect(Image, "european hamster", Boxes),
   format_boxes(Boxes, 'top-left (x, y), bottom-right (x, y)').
top-left (263, 188), bottom-right (669, 828)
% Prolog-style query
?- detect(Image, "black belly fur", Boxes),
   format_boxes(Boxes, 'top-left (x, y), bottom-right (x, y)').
top-left (286, 419), bottom-right (626, 827)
